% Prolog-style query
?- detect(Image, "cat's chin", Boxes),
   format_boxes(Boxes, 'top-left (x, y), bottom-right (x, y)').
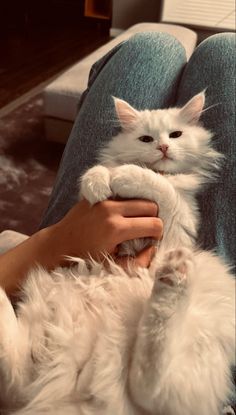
top-left (152, 159), bottom-right (178, 175)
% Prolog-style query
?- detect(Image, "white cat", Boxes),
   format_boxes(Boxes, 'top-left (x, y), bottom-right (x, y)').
top-left (0, 92), bottom-right (235, 415)
top-left (81, 92), bottom-right (222, 256)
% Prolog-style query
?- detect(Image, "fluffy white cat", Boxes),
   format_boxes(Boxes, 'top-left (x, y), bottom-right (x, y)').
top-left (0, 92), bottom-right (235, 415)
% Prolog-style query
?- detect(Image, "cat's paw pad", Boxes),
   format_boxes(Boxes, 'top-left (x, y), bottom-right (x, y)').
top-left (156, 248), bottom-right (193, 287)
top-left (165, 247), bottom-right (193, 274)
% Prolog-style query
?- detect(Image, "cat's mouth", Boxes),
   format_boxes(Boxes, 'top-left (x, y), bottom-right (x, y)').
top-left (145, 155), bottom-right (174, 172)
top-left (160, 154), bottom-right (172, 161)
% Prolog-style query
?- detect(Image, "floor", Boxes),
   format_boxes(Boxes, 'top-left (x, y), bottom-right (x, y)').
top-left (0, 17), bottom-right (110, 234)
top-left (0, 94), bottom-right (63, 235)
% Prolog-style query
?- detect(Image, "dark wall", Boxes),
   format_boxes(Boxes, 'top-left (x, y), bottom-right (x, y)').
top-left (112, 0), bottom-right (161, 30)
top-left (0, 0), bottom-right (85, 34)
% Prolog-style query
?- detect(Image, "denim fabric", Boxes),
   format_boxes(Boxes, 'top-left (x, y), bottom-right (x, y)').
top-left (176, 33), bottom-right (236, 268)
top-left (40, 32), bottom-right (236, 269)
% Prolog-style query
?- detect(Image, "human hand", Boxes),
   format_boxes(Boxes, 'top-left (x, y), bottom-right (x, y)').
top-left (0, 199), bottom-right (162, 295)
top-left (49, 198), bottom-right (163, 265)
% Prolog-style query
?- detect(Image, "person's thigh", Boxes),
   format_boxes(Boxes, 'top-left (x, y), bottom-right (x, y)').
top-left (40, 32), bottom-right (187, 228)
top-left (176, 33), bottom-right (236, 266)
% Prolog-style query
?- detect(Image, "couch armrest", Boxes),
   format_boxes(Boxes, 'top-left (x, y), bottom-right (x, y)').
top-left (0, 230), bottom-right (28, 255)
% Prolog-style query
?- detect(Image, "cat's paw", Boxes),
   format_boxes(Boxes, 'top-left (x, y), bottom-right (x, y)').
top-left (111, 165), bottom-right (141, 198)
top-left (80, 165), bottom-right (112, 205)
top-left (155, 247), bottom-right (193, 288)
top-left (149, 248), bottom-right (193, 320)
top-left (111, 164), bottom-right (155, 200)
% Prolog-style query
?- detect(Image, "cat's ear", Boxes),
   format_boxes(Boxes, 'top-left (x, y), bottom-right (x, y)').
top-left (113, 97), bottom-right (139, 130)
top-left (179, 91), bottom-right (205, 124)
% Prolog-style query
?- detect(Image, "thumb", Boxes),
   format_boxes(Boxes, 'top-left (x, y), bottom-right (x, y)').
top-left (115, 245), bottom-right (156, 269)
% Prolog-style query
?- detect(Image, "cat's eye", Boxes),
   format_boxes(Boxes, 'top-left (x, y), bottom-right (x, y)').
top-left (138, 135), bottom-right (154, 143)
top-left (169, 131), bottom-right (182, 138)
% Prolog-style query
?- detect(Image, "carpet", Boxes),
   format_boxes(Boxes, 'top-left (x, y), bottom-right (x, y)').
top-left (0, 95), bottom-right (64, 235)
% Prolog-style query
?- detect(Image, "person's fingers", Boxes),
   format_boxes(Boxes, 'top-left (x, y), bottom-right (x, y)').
top-left (95, 199), bottom-right (158, 218)
top-left (119, 217), bottom-right (163, 242)
top-left (115, 199), bottom-right (159, 217)
top-left (133, 245), bottom-right (156, 267)
top-left (115, 246), bottom-right (156, 269)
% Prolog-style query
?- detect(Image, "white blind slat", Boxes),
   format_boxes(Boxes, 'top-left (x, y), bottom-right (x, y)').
top-left (162, 0), bottom-right (235, 30)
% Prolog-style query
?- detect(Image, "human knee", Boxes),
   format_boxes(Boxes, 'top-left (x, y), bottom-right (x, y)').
top-left (200, 32), bottom-right (235, 48)
top-left (193, 33), bottom-right (235, 68)
top-left (124, 31), bottom-right (186, 61)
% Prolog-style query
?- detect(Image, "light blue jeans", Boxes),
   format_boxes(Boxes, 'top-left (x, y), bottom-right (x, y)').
top-left (40, 32), bottom-right (236, 409)
top-left (40, 32), bottom-right (236, 269)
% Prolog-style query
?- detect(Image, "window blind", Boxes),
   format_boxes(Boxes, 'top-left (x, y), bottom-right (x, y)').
top-left (161, 0), bottom-right (235, 30)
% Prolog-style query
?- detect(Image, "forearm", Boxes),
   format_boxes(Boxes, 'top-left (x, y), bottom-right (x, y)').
top-left (0, 228), bottom-right (59, 296)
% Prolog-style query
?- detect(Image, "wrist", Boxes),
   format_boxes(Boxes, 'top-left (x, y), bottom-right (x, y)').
top-left (40, 221), bottom-right (83, 268)
top-left (32, 226), bottom-right (64, 270)
top-left (0, 226), bottom-right (64, 296)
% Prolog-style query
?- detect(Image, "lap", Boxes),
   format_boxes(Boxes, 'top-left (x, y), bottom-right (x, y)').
top-left (177, 33), bottom-right (236, 265)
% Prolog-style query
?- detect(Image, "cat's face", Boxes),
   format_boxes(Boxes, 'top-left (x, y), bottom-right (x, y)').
top-left (104, 92), bottom-right (216, 174)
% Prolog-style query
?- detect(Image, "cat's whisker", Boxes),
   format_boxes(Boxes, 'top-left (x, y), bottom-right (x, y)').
top-left (200, 103), bottom-right (221, 114)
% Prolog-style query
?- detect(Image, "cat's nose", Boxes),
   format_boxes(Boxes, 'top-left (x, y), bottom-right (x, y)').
top-left (158, 144), bottom-right (169, 153)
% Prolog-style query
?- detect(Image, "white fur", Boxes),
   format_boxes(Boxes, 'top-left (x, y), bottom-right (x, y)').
top-left (0, 93), bottom-right (235, 415)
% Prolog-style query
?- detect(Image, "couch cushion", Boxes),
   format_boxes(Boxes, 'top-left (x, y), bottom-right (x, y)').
top-left (0, 230), bottom-right (28, 255)
top-left (43, 23), bottom-right (197, 122)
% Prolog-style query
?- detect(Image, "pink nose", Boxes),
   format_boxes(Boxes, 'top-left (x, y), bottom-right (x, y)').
top-left (158, 144), bottom-right (169, 153)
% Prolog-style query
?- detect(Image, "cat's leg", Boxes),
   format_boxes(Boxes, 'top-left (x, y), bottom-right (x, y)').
top-left (80, 165), bottom-right (112, 205)
top-left (111, 164), bottom-right (197, 251)
top-left (129, 249), bottom-right (234, 415)
top-left (0, 288), bottom-right (30, 406)
top-left (129, 249), bottom-right (218, 415)
top-left (111, 164), bottom-right (183, 255)
top-left (129, 248), bottom-right (195, 415)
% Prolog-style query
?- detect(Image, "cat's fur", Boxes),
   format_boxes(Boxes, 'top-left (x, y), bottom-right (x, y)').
top-left (0, 93), bottom-right (235, 415)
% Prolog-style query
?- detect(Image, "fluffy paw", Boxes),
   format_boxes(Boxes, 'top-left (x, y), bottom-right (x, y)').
top-left (156, 247), bottom-right (193, 288)
top-left (80, 165), bottom-right (112, 205)
top-left (111, 164), bottom-right (155, 200)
